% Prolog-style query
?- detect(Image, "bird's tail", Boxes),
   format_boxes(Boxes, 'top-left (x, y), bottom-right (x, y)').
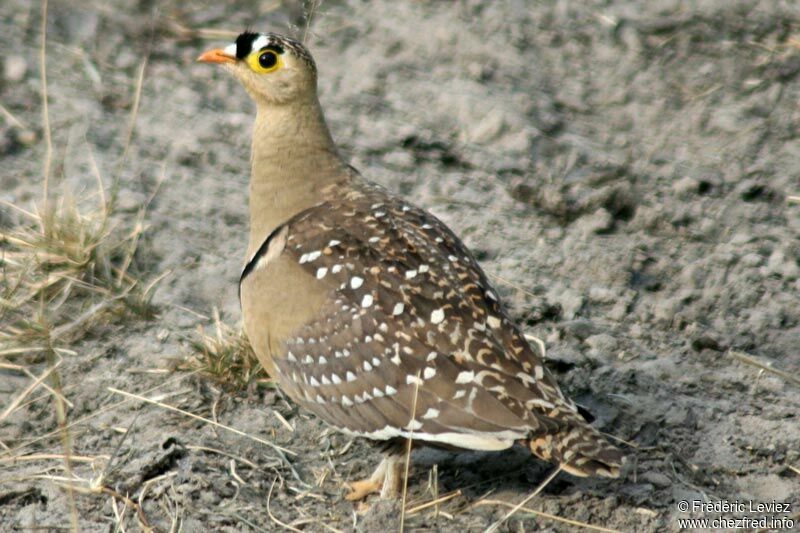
top-left (528, 423), bottom-right (624, 478)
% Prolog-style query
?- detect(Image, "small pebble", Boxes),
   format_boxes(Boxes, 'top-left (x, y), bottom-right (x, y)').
top-left (609, 299), bottom-right (629, 321)
top-left (115, 191), bottom-right (147, 213)
top-left (740, 253), bottom-right (762, 267)
top-left (639, 471), bottom-right (672, 488)
top-left (576, 207), bottom-right (614, 235)
top-left (653, 297), bottom-right (679, 325)
top-left (467, 112), bottom-right (505, 144)
top-left (663, 404), bottom-right (693, 427)
top-left (554, 289), bottom-right (584, 320)
top-left (765, 248), bottom-right (799, 279)
top-left (691, 332), bottom-right (723, 352)
top-left (560, 319), bottom-right (600, 341)
top-left (585, 333), bottom-right (618, 360)
top-left (730, 232), bottom-right (753, 245)
top-left (382, 150), bottom-right (415, 169)
top-left (672, 176), bottom-right (699, 196)
top-left (588, 286), bottom-right (617, 303)
top-left (3, 55), bottom-right (27, 83)
top-left (15, 129), bottom-right (37, 147)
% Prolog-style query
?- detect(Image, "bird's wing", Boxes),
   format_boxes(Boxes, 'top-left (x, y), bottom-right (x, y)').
top-left (243, 185), bottom-right (584, 449)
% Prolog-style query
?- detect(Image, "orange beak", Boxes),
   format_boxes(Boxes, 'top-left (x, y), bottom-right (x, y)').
top-left (197, 48), bottom-right (236, 64)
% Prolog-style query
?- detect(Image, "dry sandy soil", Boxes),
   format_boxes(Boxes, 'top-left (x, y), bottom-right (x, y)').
top-left (2, 0), bottom-right (799, 531)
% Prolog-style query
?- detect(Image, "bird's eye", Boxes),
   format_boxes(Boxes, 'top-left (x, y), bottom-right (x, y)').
top-left (259, 51), bottom-right (277, 69)
top-left (246, 48), bottom-right (282, 73)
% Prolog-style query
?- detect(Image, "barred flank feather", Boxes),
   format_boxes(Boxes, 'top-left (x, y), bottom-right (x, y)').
top-left (529, 424), bottom-right (624, 478)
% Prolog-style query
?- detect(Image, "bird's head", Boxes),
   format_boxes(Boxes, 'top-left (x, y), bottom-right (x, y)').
top-left (198, 31), bottom-right (317, 105)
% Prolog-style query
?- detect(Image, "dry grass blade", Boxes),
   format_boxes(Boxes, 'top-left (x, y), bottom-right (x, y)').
top-left (46, 353), bottom-right (79, 533)
top-left (164, 20), bottom-right (241, 40)
top-left (405, 489), bottom-right (461, 515)
top-left (0, 101), bottom-right (27, 129)
top-left (267, 478), bottom-right (303, 533)
top-left (114, 58), bottom-right (146, 186)
top-left (399, 369), bottom-right (421, 532)
top-left (484, 464), bottom-right (563, 533)
top-left (36, 2), bottom-right (78, 529)
top-left (106, 387), bottom-right (297, 456)
top-left (30, 473), bottom-right (152, 530)
top-left (0, 360), bottom-right (68, 423)
top-left (39, 0), bottom-right (52, 205)
top-left (0, 453), bottom-right (105, 465)
top-left (487, 272), bottom-right (539, 299)
top-left (184, 445), bottom-right (259, 469)
top-left (729, 350), bottom-right (800, 386)
top-left (106, 386), bottom-right (307, 487)
top-left (475, 498), bottom-right (622, 533)
top-left (302, 0), bottom-right (323, 44)
top-left (1, 370), bottom-right (200, 460)
top-left (219, 511), bottom-right (270, 533)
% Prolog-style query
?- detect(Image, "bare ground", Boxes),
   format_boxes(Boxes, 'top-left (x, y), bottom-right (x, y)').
top-left (1, 0), bottom-right (799, 531)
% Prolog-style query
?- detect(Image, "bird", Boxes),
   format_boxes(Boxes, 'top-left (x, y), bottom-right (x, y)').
top-left (198, 31), bottom-right (624, 501)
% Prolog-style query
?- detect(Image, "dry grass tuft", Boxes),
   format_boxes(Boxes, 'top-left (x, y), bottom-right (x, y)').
top-left (0, 3), bottom-right (168, 529)
top-left (0, 0), bottom-right (160, 360)
top-left (0, 185), bottom-right (158, 355)
top-left (185, 308), bottom-right (265, 390)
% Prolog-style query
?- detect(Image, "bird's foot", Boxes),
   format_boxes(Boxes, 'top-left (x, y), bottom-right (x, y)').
top-left (344, 478), bottom-right (382, 501)
top-left (344, 454), bottom-right (404, 501)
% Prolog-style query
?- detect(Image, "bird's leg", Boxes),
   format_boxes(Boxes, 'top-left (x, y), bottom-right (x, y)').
top-left (344, 443), bottom-right (407, 501)
top-left (344, 455), bottom-right (387, 501)
top-left (380, 453), bottom-right (404, 498)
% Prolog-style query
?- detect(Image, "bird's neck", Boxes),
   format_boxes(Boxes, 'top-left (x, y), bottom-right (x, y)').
top-left (247, 96), bottom-right (348, 258)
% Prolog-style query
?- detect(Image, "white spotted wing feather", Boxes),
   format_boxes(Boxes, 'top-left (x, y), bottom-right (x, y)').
top-left (258, 184), bottom-right (586, 452)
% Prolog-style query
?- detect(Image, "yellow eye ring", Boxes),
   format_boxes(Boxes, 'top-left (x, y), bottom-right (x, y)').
top-left (247, 50), bottom-right (282, 73)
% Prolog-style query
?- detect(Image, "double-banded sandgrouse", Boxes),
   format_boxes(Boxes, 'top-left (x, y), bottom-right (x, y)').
top-left (198, 32), bottom-right (624, 500)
